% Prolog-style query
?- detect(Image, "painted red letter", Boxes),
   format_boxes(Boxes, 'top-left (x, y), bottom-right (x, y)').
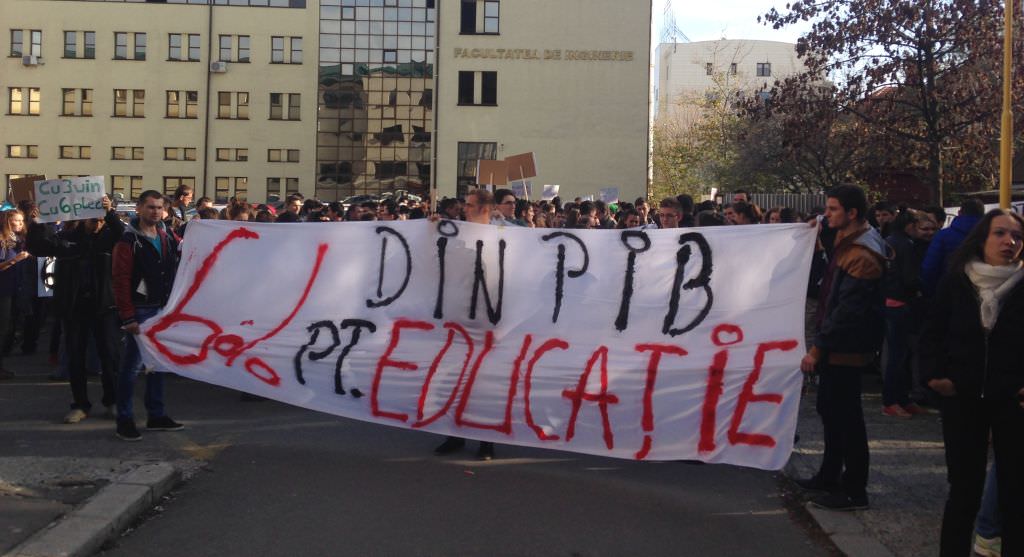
top-left (699, 324), bottom-right (744, 454)
top-left (634, 343), bottom-right (688, 460)
top-left (562, 346), bottom-right (619, 449)
top-left (371, 319), bottom-right (434, 422)
top-left (727, 340), bottom-right (797, 448)
top-left (523, 338), bottom-right (569, 441)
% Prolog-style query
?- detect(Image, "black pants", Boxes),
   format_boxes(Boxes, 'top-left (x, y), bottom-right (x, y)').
top-left (814, 362), bottom-right (869, 499)
top-left (65, 308), bottom-right (119, 411)
top-left (939, 395), bottom-right (1024, 557)
top-left (0, 295), bottom-right (12, 369)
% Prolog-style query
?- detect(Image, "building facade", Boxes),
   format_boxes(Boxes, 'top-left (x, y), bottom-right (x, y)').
top-left (2, 0), bottom-right (651, 204)
top-left (654, 39), bottom-right (803, 122)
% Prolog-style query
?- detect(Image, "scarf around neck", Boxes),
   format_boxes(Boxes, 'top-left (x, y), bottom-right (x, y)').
top-left (965, 259), bottom-right (1024, 330)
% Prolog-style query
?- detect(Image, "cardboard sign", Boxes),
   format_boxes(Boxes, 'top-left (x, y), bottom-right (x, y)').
top-left (138, 220), bottom-right (816, 469)
top-left (476, 160), bottom-right (508, 186)
top-left (34, 176), bottom-right (106, 223)
top-left (505, 152), bottom-right (538, 181)
top-left (9, 175), bottom-right (45, 204)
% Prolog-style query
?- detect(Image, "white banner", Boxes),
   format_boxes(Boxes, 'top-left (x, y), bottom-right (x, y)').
top-left (138, 220), bottom-right (815, 469)
top-left (34, 176), bottom-right (106, 223)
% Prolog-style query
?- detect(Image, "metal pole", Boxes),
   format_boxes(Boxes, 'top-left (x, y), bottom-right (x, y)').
top-left (999, 0), bottom-right (1014, 209)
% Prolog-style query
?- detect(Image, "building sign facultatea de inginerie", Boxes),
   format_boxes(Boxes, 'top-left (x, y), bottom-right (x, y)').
top-left (453, 48), bottom-right (635, 61)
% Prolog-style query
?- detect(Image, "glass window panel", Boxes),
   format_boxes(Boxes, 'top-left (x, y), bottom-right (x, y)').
top-left (238, 35), bottom-right (250, 62)
top-left (65, 31), bottom-right (76, 58)
top-left (84, 32), bottom-right (95, 58)
top-left (135, 33), bottom-right (146, 60)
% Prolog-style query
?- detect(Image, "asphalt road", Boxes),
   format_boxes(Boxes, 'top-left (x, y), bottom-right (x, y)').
top-left (3, 368), bottom-right (832, 557)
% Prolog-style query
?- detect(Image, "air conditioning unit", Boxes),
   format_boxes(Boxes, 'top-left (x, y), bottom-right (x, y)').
top-left (209, 61), bottom-right (228, 73)
top-left (22, 55), bottom-right (39, 66)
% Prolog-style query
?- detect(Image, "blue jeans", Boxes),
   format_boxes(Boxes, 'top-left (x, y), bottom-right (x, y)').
top-left (975, 462), bottom-right (1001, 539)
top-left (116, 307), bottom-right (166, 423)
top-left (883, 305), bottom-right (912, 406)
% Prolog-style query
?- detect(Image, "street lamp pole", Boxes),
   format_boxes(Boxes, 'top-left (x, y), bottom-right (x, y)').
top-left (999, 0), bottom-right (1014, 209)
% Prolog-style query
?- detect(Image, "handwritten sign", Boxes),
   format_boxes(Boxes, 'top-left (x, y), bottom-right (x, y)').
top-left (138, 221), bottom-right (815, 470)
top-left (542, 185), bottom-right (560, 200)
top-left (599, 187), bottom-right (620, 204)
top-left (34, 176), bottom-right (105, 223)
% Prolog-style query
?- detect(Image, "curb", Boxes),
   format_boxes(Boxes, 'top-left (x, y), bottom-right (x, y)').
top-left (3, 463), bottom-right (180, 557)
top-left (783, 455), bottom-right (895, 557)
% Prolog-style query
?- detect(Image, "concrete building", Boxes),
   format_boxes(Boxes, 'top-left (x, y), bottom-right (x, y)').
top-left (654, 39), bottom-right (803, 122)
top-left (2, 0), bottom-right (651, 204)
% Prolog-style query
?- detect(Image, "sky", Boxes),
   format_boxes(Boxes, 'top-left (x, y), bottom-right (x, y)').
top-left (650, 0), bottom-right (811, 51)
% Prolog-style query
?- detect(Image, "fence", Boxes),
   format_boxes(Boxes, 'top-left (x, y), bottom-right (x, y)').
top-left (719, 192), bottom-right (828, 215)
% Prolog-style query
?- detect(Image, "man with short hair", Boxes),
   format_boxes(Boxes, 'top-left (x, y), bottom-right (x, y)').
top-left (284, 194), bottom-right (303, 217)
top-left (434, 189), bottom-right (497, 460)
top-left (676, 194), bottom-right (695, 227)
top-left (439, 197), bottom-right (462, 220)
top-left (492, 188), bottom-right (520, 225)
top-left (111, 190), bottom-right (184, 441)
top-left (798, 184), bottom-right (886, 511)
top-left (657, 198), bottom-right (683, 229)
top-left (723, 203), bottom-right (739, 225)
top-left (195, 196), bottom-right (213, 211)
top-left (171, 185), bottom-right (193, 222)
top-left (732, 190), bottom-right (750, 204)
top-left (920, 198), bottom-right (985, 296)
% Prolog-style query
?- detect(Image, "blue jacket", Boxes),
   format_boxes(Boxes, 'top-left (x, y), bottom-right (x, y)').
top-left (920, 214), bottom-right (980, 297)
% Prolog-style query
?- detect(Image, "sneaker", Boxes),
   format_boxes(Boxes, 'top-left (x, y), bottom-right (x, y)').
top-left (434, 436), bottom-right (466, 455)
top-left (973, 534), bottom-right (1002, 557)
top-left (794, 475), bottom-right (840, 493)
top-left (809, 492), bottom-right (869, 511)
top-left (63, 408), bottom-right (88, 424)
top-left (476, 442), bottom-right (495, 461)
top-left (902, 403), bottom-right (931, 416)
top-left (146, 416), bottom-right (184, 431)
top-left (116, 420), bottom-right (142, 442)
top-left (882, 404), bottom-right (912, 418)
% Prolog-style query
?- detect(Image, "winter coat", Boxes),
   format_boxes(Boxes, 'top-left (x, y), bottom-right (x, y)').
top-left (111, 219), bottom-right (180, 325)
top-left (920, 214), bottom-right (981, 296)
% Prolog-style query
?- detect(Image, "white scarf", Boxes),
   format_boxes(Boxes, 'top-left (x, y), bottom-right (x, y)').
top-left (965, 259), bottom-right (1024, 330)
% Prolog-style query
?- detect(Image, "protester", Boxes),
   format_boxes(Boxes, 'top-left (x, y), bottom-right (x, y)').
top-left (870, 201), bottom-right (897, 237)
top-left (880, 209), bottom-right (928, 417)
top-left (798, 184), bottom-right (886, 511)
top-left (0, 210), bottom-right (30, 380)
top-left (170, 185), bottom-right (193, 222)
top-left (514, 200), bottom-right (535, 227)
top-left (921, 198), bottom-right (985, 296)
top-left (433, 188), bottom-right (497, 461)
top-left (657, 198), bottom-right (683, 229)
top-left (492, 188), bottom-right (520, 226)
top-left (27, 197), bottom-right (123, 424)
top-left (111, 190), bottom-right (184, 441)
top-left (920, 209), bottom-right (1024, 557)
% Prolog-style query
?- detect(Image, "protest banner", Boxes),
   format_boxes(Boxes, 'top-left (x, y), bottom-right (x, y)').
top-left (541, 185), bottom-right (560, 200)
top-left (34, 176), bottom-right (106, 223)
top-left (138, 220), bottom-right (815, 470)
top-left (475, 160), bottom-right (508, 186)
top-left (509, 180), bottom-right (532, 200)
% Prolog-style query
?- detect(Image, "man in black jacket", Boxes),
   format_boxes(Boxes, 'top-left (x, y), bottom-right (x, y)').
top-left (798, 185), bottom-right (887, 511)
top-left (27, 197), bottom-right (123, 424)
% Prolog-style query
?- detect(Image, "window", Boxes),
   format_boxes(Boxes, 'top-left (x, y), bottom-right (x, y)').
top-left (730, 62), bottom-right (737, 75)
top-left (217, 35), bottom-right (250, 62)
top-left (112, 175), bottom-right (143, 200)
top-left (111, 146), bottom-right (144, 160)
top-left (169, 33), bottom-right (200, 61)
top-left (6, 145), bottom-right (39, 159)
top-left (10, 30), bottom-right (22, 57)
top-left (757, 62), bottom-right (772, 77)
top-left (217, 92), bottom-right (249, 119)
top-left (705, 62), bottom-right (713, 75)
top-left (457, 142), bottom-right (498, 196)
top-left (269, 93), bottom-right (300, 120)
top-left (286, 177), bottom-right (299, 195)
top-left (267, 177), bottom-right (281, 199)
top-left (164, 147), bottom-right (197, 161)
top-left (214, 177), bottom-right (248, 203)
top-left (457, 71), bottom-right (497, 106)
top-left (113, 89), bottom-right (145, 118)
top-left (268, 149), bottom-right (300, 162)
top-left (114, 32), bottom-right (145, 60)
top-left (238, 35), bottom-right (250, 62)
top-left (61, 88), bottom-right (93, 116)
top-left (64, 31), bottom-right (97, 59)
top-left (59, 146), bottom-right (92, 160)
top-left (216, 148), bottom-right (248, 161)
top-left (166, 90), bottom-right (199, 119)
top-left (8, 87), bottom-right (41, 115)
top-left (271, 36), bottom-right (302, 64)
top-left (30, 31), bottom-right (41, 57)
top-left (163, 176), bottom-right (196, 197)
top-left (460, 0), bottom-right (499, 34)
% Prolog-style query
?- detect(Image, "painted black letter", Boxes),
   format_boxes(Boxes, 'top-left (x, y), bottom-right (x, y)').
top-left (663, 232), bottom-right (713, 336)
top-left (434, 220), bottom-right (459, 319)
top-left (614, 230), bottom-right (651, 331)
top-left (294, 320), bottom-right (341, 386)
top-left (366, 226), bottom-right (412, 308)
top-left (469, 238), bottom-right (506, 325)
top-left (333, 319), bottom-right (377, 397)
top-left (541, 231), bottom-right (590, 323)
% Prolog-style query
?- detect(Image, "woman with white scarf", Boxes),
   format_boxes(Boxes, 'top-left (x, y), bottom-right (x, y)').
top-left (921, 209), bottom-right (1024, 557)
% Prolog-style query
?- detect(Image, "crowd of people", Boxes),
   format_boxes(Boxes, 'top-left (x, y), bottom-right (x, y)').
top-left (0, 181), bottom-right (1020, 556)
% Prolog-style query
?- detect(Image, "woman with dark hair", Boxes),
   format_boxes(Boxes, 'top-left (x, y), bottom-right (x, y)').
top-left (920, 209), bottom-right (1024, 556)
top-left (0, 210), bottom-right (29, 379)
top-left (513, 200), bottom-right (535, 228)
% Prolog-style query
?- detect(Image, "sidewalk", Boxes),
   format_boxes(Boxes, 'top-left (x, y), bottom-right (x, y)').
top-left (0, 347), bottom-right (186, 557)
top-left (786, 371), bottom-right (948, 557)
